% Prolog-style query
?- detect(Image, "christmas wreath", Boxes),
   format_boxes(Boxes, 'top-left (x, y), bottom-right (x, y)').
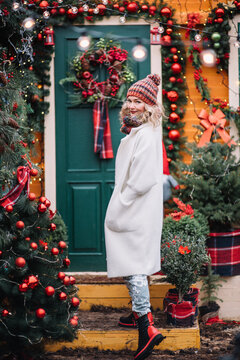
top-left (60, 37), bottom-right (135, 108)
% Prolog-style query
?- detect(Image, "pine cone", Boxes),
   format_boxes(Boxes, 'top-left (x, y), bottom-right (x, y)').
top-left (8, 118), bottom-right (19, 129)
top-left (0, 71), bottom-right (7, 85)
top-left (81, 59), bottom-right (90, 71)
top-left (112, 60), bottom-right (122, 72)
top-left (104, 83), bottom-right (112, 96)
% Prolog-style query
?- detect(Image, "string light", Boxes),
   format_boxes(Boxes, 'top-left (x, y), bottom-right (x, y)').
top-left (102, 0), bottom-right (108, 4)
top-left (71, 7), bottom-right (78, 14)
top-left (77, 34), bottom-right (91, 51)
top-left (119, 15), bottom-right (126, 24)
top-left (132, 42), bottom-right (147, 62)
top-left (12, 2), bottom-right (20, 10)
top-left (200, 49), bottom-right (217, 67)
top-left (22, 17), bottom-right (36, 31)
top-left (195, 31), bottom-right (202, 42)
top-left (83, 4), bottom-right (89, 12)
top-left (43, 11), bottom-right (50, 19)
top-left (93, 7), bottom-right (99, 14)
top-left (158, 25), bottom-right (165, 34)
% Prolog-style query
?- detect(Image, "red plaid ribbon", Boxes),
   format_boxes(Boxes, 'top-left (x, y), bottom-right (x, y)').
top-left (0, 166), bottom-right (30, 208)
top-left (93, 99), bottom-right (113, 159)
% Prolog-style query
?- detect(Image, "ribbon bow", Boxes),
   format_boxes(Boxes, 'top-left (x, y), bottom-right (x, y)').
top-left (197, 109), bottom-right (236, 148)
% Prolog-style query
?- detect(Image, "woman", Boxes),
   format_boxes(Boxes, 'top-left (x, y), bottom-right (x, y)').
top-left (104, 74), bottom-right (165, 360)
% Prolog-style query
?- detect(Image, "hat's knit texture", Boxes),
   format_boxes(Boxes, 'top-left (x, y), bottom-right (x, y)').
top-left (127, 74), bottom-right (160, 106)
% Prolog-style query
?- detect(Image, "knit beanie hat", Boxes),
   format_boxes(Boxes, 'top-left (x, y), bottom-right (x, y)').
top-left (127, 74), bottom-right (161, 106)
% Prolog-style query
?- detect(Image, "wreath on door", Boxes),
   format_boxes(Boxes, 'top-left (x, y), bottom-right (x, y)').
top-left (60, 38), bottom-right (135, 159)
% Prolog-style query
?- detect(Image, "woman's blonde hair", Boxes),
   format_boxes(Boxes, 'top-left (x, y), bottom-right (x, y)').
top-left (119, 100), bottom-right (163, 127)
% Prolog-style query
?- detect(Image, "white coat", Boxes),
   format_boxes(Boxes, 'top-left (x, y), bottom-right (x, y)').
top-left (104, 122), bottom-right (163, 278)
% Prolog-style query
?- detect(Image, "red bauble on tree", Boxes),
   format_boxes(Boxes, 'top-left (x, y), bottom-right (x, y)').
top-left (51, 247), bottom-right (59, 255)
top-left (141, 4), bottom-right (148, 11)
top-left (71, 297), bottom-right (80, 307)
top-left (170, 47), bottom-right (177, 54)
top-left (44, 199), bottom-right (51, 208)
top-left (38, 203), bottom-right (47, 213)
top-left (63, 276), bottom-right (70, 286)
top-left (127, 2), bottom-right (138, 12)
top-left (113, 4), bottom-right (119, 10)
top-left (169, 129), bottom-right (180, 141)
top-left (167, 91), bottom-right (179, 102)
top-left (58, 241), bottom-right (67, 249)
top-left (161, 35), bottom-right (171, 46)
top-left (166, 28), bottom-right (173, 35)
top-left (25, 237), bottom-right (30, 241)
top-left (170, 103), bottom-right (177, 111)
top-left (36, 308), bottom-right (46, 319)
top-left (169, 76), bottom-right (176, 83)
top-left (171, 63), bottom-right (182, 74)
top-left (215, 8), bottom-right (224, 17)
top-left (39, 0), bottom-right (49, 9)
top-left (49, 223), bottom-right (56, 231)
top-left (2, 309), bottom-right (9, 317)
top-left (19, 283), bottom-right (28, 292)
top-left (160, 7), bottom-right (172, 17)
top-left (39, 196), bottom-right (46, 203)
top-left (6, 205), bottom-right (13, 213)
top-left (30, 242), bottom-right (38, 250)
top-left (59, 7), bottom-right (65, 15)
top-left (97, 4), bottom-right (106, 14)
top-left (63, 258), bottom-right (71, 267)
top-left (29, 193), bottom-right (36, 201)
top-left (58, 272), bottom-right (65, 280)
top-left (25, 275), bottom-right (39, 289)
top-left (149, 5), bottom-right (156, 15)
top-left (59, 292), bottom-right (67, 300)
top-left (69, 318), bottom-right (78, 327)
top-left (16, 221), bottom-right (24, 229)
top-left (169, 112), bottom-right (180, 123)
top-left (172, 55), bottom-right (178, 62)
top-left (30, 168), bottom-right (38, 176)
top-left (15, 257), bottom-right (26, 268)
top-left (45, 286), bottom-right (55, 296)
top-left (67, 8), bottom-right (78, 19)
top-left (69, 276), bottom-right (76, 285)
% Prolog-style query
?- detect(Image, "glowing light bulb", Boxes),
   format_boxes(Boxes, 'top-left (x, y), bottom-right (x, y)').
top-left (93, 7), bottom-right (99, 14)
top-left (77, 35), bottom-right (91, 51)
top-left (132, 44), bottom-right (147, 62)
top-left (12, 2), bottom-right (20, 10)
top-left (22, 17), bottom-right (36, 30)
top-left (158, 26), bottom-right (164, 34)
top-left (43, 10), bottom-right (50, 19)
top-left (102, 0), bottom-right (108, 4)
top-left (200, 49), bottom-right (216, 67)
top-left (119, 16), bottom-right (126, 24)
top-left (71, 6), bottom-right (78, 14)
top-left (83, 4), bottom-right (89, 11)
top-left (195, 33), bottom-right (202, 42)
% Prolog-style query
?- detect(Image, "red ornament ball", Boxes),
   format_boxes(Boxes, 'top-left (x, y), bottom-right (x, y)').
top-left (69, 276), bottom-right (76, 285)
top-left (25, 237), bottom-right (30, 241)
top-left (36, 308), bottom-right (46, 319)
top-left (29, 193), bottom-right (36, 201)
top-left (71, 297), bottom-right (80, 307)
top-left (141, 4), bottom-right (148, 11)
top-left (161, 35), bottom-right (171, 46)
top-left (58, 241), bottom-right (67, 249)
top-left (166, 28), bottom-right (173, 35)
top-left (26, 275), bottom-right (39, 289)
top-left (38, 203), bottom-right (47, 213)
top-left (49, 223), bottom-right (56, 231)
top-left (15, 257), bottom-right (26, 268)
top-left (2, 309), bottom-right (9, 317)
top-left (88, 8), bottom-right (94, 15)
top-left (73, 315), bottom-right (79, 321)
top-left (169, 76), bottom-right (176, 83)
top-left (50, 8), bottom-right (57, 15)
top-left (127, 2), bottom-right (138, 13)
top-left (97, 4), bottom-right (106, 14)
top-left (6, 205), bottom-right (13, 213)
top-left (30, 168), bottom-right (38, 176)
top-left (170, 47), bottom-right (178, 54)
top-left (59, 291), bottom-right (67, 300)
top-left (63, 258), bottom-right (71, 267)
top-left (44, 199), bottom-right (51, 208)
top-left (113, 4), bottom-right (119, 10)
top-left (217, 18), bottom-right (224, 23)
top-left (149, 5), bottom-right (156, 14)
top-left (30, 242), bottom-right (38, 250)
top-left (39, 0), bottom-right (49, 8)
top-left (170, 103), bottom-right (177, 111)
top-left (16, 221), bottom-right (24, 229)
top-left (19, 283), bottom-right (28, 292)
top-left (67, 8), bottom-right (78, 19)
top-left (169, 112), bottom-right (180, 123)
top-left (58, 272), bottom-right (65, 280)
top-left (59, 7), bottom-right (65, 15)
top-left (167, 91), bottom-right (179, 102)
top-left (119, 6), bottom-right (125, 12)
top-left (0, 251), bottom-right (2, 256)
top-left (69, 318), bottom-right (78, 327)
top-left (39, 196), bottom-right (46, 203)
top-left (172, 55), bottom-right (178, 62)
top-left (215, 8), bottom-right (224, 17)
top-left (167, 20), bottom-right (173, 26)
top-left (51, 247), bottom-right (59, 256)
top-left (171, 63), bottom-right (182, 74)
top-left (160, 6), bottom-right (172, 17)
top-left (45, 286), bottom-right (55, 296)
top-left (63, 276), bottom-right (70, 286)
top-left (169, 129), bottom-right (180, 141)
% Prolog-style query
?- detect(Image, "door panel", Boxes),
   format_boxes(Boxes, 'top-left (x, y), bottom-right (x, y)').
top-left (55, 25), bottom-right (151, 271)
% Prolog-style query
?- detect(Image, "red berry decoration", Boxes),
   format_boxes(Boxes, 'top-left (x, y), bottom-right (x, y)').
top-left (45, 286), bottom-right (55, 296)
top-left (25, 237), bottom-right (30, 241)
top-left (63, 258), bottom-right (71, 267)
top-left (58, 272), bottom-right (65, 280)
top-left (217, 18), bottom-right (224, 23)
top-left (160, 6), bottom-right (172, 17)
top-left (39, 0), bottom-right (49, 8)
top-left (2, 309), bottom-right (9, 317)
top-left (19, 283), bottom-right (28, 292)
top-left (28, 193), bottom-right (36, 201)
top-left (171, 63), bottom-right (182, 74)
top-left (44, 199), bottom-right (51, 208)
top-left (167, 91), bottom-right (179, 102)
top-left (36, 308), bottom-right (46, 319)
top-left (69, 318), bottom-right (78, 327)
top-left (39, 196), bottom-right (46, 203)
top-left (30, 242), bottom-right (38, 250)
top-left (63, 276), bottom-right (70, 286)
top-left (6, 205), bottom-right (13, 213)
top-left (169, 112), bottom-right (180, 123)
top-left (15, 257), bottom-right (26, 268)
top-left (169, 129), bottom-right (180, 141)
top-left (38, 203), bottom-right (47, 213)
top-left (51, 247), bottom-right (59, 255)
top-left (71, 297), bottom-right (80, 307)
top-left (215, 8), bottom-right (224, 17)
top-left (59, 291), bottom-right (67, 300)
top-left (127, 2), bottom-right (138, 13)
top-left (16, 221), bottom-right (24, 230)
top-left (69, 276), bottom-right (76, 285)
top-left (49, 223), bottom-right (56, 231)
top-left (58, 241), bottom-right (67, 249)
top-left (141, 4), bottom-right (148, 11)
top-left (30, 168), bottom-right (38, 176)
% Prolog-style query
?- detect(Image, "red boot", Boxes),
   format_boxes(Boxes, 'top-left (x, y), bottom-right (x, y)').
top-left (118, 312), bottom-right (154, 328)
top-left (134, 313), bottom-right (165, 360)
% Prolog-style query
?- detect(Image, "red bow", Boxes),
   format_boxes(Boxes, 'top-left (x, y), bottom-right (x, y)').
top-left (198, 109), bottom-right (236, 148)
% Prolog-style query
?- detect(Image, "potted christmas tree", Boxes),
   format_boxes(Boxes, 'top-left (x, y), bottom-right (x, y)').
top-left (178, 141), bottom-right (240, 276)
top-left (161, 198), bottom-right (209, 326)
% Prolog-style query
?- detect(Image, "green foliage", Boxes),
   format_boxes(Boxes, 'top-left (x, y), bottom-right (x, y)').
top-left (46, 212), bottom-right (68, 245)
top-left (200, 262), bottom-right (226, 306)
top-left (178, 142), bottom-right (240, 231)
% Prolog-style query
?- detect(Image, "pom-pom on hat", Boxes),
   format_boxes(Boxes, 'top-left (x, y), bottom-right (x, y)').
top-left (127, 74), bottom-right (161, 106)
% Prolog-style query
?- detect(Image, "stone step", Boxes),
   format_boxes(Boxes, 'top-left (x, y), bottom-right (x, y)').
top-left (45, 308), bottom-right (200, 352)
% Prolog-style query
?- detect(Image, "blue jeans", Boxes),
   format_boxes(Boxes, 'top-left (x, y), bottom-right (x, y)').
top-left (124, 274), bottom-right (151, 317)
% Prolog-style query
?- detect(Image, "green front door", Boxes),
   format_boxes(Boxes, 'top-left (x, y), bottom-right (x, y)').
top-left (54, 25), bottom-right (151, 271)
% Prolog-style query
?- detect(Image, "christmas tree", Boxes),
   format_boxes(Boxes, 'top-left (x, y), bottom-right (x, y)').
top-left (0, 26), bottom-right (79, 360)
top-left (178, 142), bottom-right (240, 232)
